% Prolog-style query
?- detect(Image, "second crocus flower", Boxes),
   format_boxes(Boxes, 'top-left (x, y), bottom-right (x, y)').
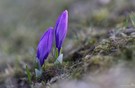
top-left (55, 10), bottom-right (68, 54)
top-left (37, 27), bottom-right (54, 66)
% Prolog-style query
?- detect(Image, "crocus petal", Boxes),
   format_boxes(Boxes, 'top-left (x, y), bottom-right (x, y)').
top-left (37, 27), bottom-right (54, 66)
top-left (55, 10), bottom-right (68, 53)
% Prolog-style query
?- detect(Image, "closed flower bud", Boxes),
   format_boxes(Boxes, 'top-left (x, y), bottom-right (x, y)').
top-left (55, 10), bottom-right (68, 54)
top-left (37, 27), bottom-right (54, 66)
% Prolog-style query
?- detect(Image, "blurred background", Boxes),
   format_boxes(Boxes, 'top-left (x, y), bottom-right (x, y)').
top-left (0, 0), bottom-right (135, 87)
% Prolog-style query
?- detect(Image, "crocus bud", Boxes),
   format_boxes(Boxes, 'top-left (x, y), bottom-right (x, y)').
top-left (55, 10), bottom-right (68, 54)
top-left (37, 27), bottom-right (54, 66)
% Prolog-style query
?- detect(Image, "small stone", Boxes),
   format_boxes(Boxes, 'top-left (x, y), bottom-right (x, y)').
top-left (131, 32), bottom-right (135, 37)
top-left (85, 55), bottom-right (91, 59)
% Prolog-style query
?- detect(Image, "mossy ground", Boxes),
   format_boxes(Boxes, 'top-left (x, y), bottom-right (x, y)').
top-left (1, 25), bottom-right (134, 88)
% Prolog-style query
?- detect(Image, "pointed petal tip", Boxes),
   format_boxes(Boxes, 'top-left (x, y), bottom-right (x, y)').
top-left (64, 10), bottom-right (68, 12)
top-left (63, 10), bottom-right (68, 15)
top-left (48, 27), bottom-right (53, 30)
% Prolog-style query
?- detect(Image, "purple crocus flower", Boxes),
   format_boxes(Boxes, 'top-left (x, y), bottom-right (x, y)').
top-left (37, 27), bottom-right (54, 66)
top-left (55, 10), bottom-right (68, 54)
